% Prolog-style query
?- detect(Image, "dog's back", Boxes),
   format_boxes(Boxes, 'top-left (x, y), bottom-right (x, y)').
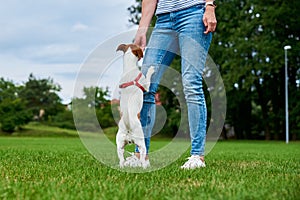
top-left (119, 83), bottom-right (143, 131)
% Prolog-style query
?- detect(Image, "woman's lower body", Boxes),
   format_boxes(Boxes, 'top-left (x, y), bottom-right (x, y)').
top-left (125, 4), bottom-right (212, 169)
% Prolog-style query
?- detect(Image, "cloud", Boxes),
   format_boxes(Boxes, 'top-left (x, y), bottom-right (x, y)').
top-left (72, 23), bottom-right (89, 32)
top-left (21, 44), bottom-right (82, 64)
top-left (0, 0), bottom-right (138, 102)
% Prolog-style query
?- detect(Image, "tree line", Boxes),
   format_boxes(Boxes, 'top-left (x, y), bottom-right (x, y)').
top-left (0, 74), bottom-right (115, 133)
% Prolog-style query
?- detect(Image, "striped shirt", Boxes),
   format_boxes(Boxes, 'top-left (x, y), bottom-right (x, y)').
top-left (156, 0), bottom-right (206, 15)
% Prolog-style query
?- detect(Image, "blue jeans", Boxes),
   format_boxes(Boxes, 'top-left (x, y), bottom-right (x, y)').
top-left (135, 4), bottom-right (212, 156)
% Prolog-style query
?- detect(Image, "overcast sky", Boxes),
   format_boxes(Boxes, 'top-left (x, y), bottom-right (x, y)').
top-left (0, 0), bottom-right (138, 103)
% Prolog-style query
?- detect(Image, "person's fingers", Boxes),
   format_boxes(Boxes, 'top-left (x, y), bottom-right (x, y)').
top-left (134, 35), bottom-right (147, 51)
top-left (205, 23), bottom-right (216, 34)
top-left (203, 17), bottom-right (208, 33)
top-left (203, 18), bottom-right (217, 34)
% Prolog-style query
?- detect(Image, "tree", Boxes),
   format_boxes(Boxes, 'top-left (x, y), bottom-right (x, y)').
top-left (209, 0), bottom-right (300, 139)
top-left (0, 78), bottom-right (32, 133)
top-left (72, 86), bottom-right (115, 132)
top-left (19, 74), bottom-right (64, 121)
top-left (0, 98), bottom-right (32, 133)
top-left (0, 77), bottom-right (18, 102)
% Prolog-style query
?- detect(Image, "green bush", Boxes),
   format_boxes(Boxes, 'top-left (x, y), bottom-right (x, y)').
top-left (0, 98), bottom-right (32, 133)
top-left (47, 110), bottom-right (76, 130)
top-left (1, 117), bottom-right (16, 133)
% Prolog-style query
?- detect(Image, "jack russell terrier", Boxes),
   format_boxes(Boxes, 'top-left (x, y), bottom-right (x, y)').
top-left (116, 44), bottom-right (155, 168)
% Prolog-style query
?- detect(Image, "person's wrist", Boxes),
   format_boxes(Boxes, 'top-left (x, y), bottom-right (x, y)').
top-left (205, 1), bottom-right (217, 9)
top-left (137, 27), bottom-right (148, 34)
top-left (205, 5), bottom-right (216, 12)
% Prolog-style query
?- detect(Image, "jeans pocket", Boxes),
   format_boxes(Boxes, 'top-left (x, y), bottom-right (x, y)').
top-left (156, 13), bottom-right (170, 24)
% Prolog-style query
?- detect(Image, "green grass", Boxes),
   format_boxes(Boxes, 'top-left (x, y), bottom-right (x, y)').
top-left (0, 136), bottom-right (299, 200)
top-left (0, 122), bottom-right (79, 137)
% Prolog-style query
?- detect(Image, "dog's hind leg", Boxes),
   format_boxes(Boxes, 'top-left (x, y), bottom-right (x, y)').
top-left (132, 122), bottom-right (148, 169)
top-left (136, 139), bottom-right (147, 169)
top-left (116, 129), bottom-right (126, 168)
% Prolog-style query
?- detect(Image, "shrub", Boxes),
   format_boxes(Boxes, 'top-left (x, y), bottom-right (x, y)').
top-left (0, 98), bottom-right (32, 133)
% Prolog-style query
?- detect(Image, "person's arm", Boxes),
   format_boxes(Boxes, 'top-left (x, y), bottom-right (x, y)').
top-left (203, 1), bottom-right (217, 34)
top-left (134, 0), bottom-right (158, 51)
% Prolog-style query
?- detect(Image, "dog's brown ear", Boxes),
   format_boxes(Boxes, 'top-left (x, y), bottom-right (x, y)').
top-left (132, 48), bottom-right (143, 61)
top-left (116, 44), bottom-right (127, 52)
top-left (137, 48), bottom-right (143, 61)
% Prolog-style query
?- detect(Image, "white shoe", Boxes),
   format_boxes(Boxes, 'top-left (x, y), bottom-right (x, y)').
top-left (181, 155), bottom-right (206, 169)
top-left (123, 153), bottom-right (150, 168)
top-left (141, 159), bottom-right (150, 169)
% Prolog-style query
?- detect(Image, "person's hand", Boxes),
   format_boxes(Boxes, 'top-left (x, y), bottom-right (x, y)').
top-left (203, 6), bottom-right (217, 34)
top-left (134, 27), bottom-right (148, 51)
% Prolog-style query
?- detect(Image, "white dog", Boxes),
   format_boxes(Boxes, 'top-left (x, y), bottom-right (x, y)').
top-left (116, 44), bottom-right (155, 168)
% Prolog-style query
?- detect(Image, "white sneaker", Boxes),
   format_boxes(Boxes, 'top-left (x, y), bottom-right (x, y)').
top-left (141, 159), bottom-right (150, 169)
top-left (181, 155), bottom-right (206, 169)
top-left (123, 153), bottom-right (150, 168)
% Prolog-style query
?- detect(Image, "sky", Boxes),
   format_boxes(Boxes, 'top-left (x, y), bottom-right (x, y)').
top-left (0, 0), bottom-right (139, 103)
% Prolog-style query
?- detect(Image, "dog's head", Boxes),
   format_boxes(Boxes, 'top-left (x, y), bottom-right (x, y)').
top-left (117, 44), bottom-right (143, 61)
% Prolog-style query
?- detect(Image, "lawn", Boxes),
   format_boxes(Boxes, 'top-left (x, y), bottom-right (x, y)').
top-left (0, 133), bottom-right (299, 199)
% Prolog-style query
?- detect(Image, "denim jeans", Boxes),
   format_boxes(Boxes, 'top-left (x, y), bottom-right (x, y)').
top-left (135, 4), bottom-right (212, 156)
